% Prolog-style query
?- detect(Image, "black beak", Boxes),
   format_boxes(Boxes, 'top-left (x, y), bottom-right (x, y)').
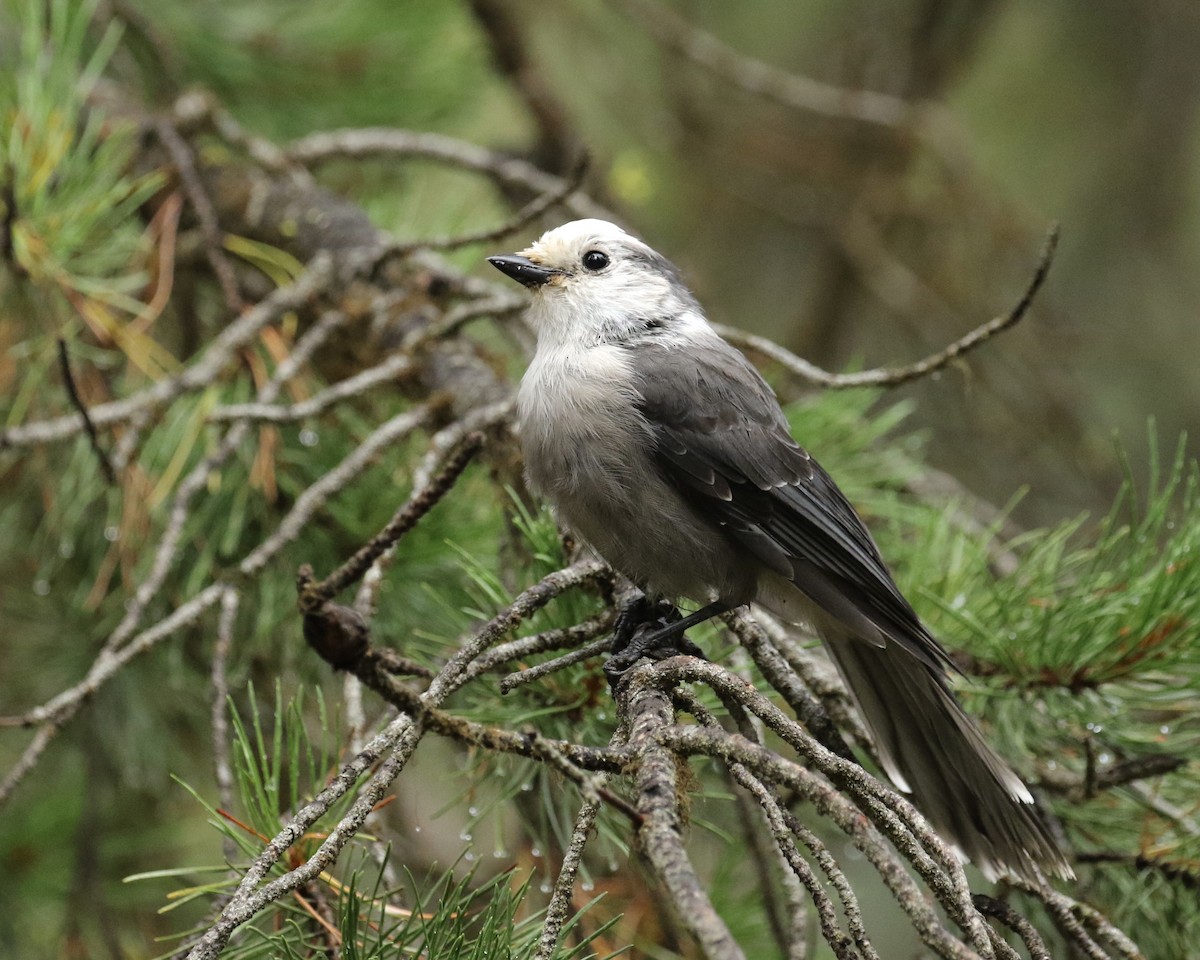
top-left (487, 255), bottom-right (559, 288)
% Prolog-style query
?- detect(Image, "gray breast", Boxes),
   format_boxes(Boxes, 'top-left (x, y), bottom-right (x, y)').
top-left (517, 343), bottom-right (757, 603)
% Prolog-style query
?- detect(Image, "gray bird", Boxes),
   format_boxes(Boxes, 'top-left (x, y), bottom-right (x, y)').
top-left (489, 218), bottom-right (1071, 883)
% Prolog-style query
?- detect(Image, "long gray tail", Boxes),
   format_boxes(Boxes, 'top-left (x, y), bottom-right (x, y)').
top-left (820, 626), bottom-right (1072, 883)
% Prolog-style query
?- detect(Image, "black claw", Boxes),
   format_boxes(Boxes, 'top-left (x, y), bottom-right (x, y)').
top-left (606, 594), bottom-right (719, 690)
top-left (612, 593), bottom-right (681, 656)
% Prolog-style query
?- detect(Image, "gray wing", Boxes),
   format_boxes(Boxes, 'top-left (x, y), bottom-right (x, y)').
top-left (628, 335), bottom-right (952, 672)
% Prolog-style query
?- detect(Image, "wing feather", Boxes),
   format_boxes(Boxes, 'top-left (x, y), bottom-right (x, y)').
top-left (628, 335), bottom-right (952, 672)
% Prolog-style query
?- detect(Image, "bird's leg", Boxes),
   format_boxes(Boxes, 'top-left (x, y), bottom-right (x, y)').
top-left (612, 592), bottom-right (680, 654)
top-left (606, 597), bottom-right (729, 681)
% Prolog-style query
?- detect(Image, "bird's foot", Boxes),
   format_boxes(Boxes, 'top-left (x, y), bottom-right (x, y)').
top-left (606, 594), bottom-right (707, 686)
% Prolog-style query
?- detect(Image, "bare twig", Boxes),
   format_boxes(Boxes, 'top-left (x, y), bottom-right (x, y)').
top-left (644, 656), bottom-right (994, 958)
top-left (737, 768), bottom-right (860, 960)
top-left (533, 729), bottom-right (633, 960)
top-left (0, 583), bottom-right (227, 805)
top-left (973, 894), bottom-right (1051, 960)
top-left (499, 632), bottom-right (613, 692)
top-left (747, 610), bottom-right (872, 753)
top-left (715, 225), bottom-right (1059, 391)
top-left (673, 689), bottom-right (822, 960)
top-left (532, 794), bottom-right (603, 960)
top-left (398, 154), bottom-right (589, 253)
top-left (1, 255), bottom-right (335, 450)
top-left (172, 90), bottom-right (309, 182)
top-left (523, 729), bottom-right (642, 824)
top-left (1037, 751), bottom-right (1186, 803)
top-left (399, 294), bottom-right (525, 353)
top-left (0, 318), bottom-right (420, 803)
top-left (423, 557), bottom-right (611, 704)
top-left (187, 557), bottom-right (623, 958)
top-left (354, 400), bottom-right (515, 621)
top-left (154, 117), bottom-right (244, 313)
top-left (409, 398), bottom-right (514, 492)
top-left (661, 722), bottom-right (986, 960)
top-left (56, 338), bottom-right (116, 483)
top-left (286, 127), bottom-right (616, 222)
top-left (184, 712), bottom-right (423, 960)
top-left (447, 609), bottom-right (614, 689)
top-left (239, 403), bottom-right (434, 579)
top-left (724, 610), bottom-right (857, 764)
top-left (106, 308), bottom-right (352, 658)
top-left (346, 648), bottom-right (625, 772)
top-left (613, 0), bottom-right (919, 129)
top-left (211, 587), bottom-right (240, 862)
top-left (298, 430), bottom-right (483, 609)
top-left (208, 352), bottom-right (414, 423)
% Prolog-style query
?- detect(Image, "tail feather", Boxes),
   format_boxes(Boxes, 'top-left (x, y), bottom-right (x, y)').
top-left (815, 617), bottom-right (1072, 882)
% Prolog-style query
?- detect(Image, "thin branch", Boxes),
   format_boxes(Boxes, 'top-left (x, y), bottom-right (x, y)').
top-left (346, 647), bottom-right (625, 772)
top-left (286, 127), bottom-right (617, 222)
top-left (673, 689), bottom-right (824, 960)
top-left (727, 772), bottom-right (797, 957)
top-left (715, 224), bottom-right (1060, 390)
top-left (238, 403), bottom-right (434, 579)
top-left (154, 117), bottom-right (244, 314)
top-left (468, 0), bottom-right (578, 173)
top-left (724, 610), bottom-right (857, 764)
top-left (184, 712), bottom-right (423, 960)
top-left (188, 557), bottom-right (624, 957)
top-left (354, 400), bottom-right (515, 621)
top-left (523, 729), bottom-right (642, 824)
top-left (397, 154), bottom-right (589, 253)
top-left (409, 398), bottom-right (514, 492)
top-left (422, 558), bottom-right (611, 704)
top-left (0, 318), bottom-right (416, 802)
top-left (173, 90), bottom-right (310, 182)
top-left (644, 656), bottom-right (994, 958)
top-left (972, 894), bottom-right (1051, 960)
top-left (211, 587), bottom-right (240, 862)
top-left (746, 609), bottom-right (873, 755)
top-left (776, 805), bottom-right (877, 960)
top-left (448, 609), bottom-right (613, 689)
top-left (1015, 884), bottom-right (1110, 960)
top-left (1, 255), bottom-right (335, 450)
top-left (298, 430), bottom-right (484, 609)
top-left (0, 583), bottom-right (227, 807)
top-left (399, 294), bottom-right (525, 353)
top-left (106, 308), bottom-right (352, 657)
top-left (532, 795), bottom-right (603, 960)
top-left (612, 0), bottom-right (919, 129)
top-left (661, 722), bottom-right (986, 960)
top-left (1037, 751), bottom-right (1186, 802)
top-left (208, 352), bottom-right (414, 423)
top-left (56, 338), bottom-right (116, 483)
top-left (499, 632), bottom-right (613, 693)
top-left (1012, 883), bottom-right (1143, 960)
top-left (737, 768), bottom-right (861, 960)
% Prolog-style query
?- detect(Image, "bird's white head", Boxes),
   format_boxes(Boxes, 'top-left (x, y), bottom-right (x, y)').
top-left (488, 219), bottom-right (701, 347)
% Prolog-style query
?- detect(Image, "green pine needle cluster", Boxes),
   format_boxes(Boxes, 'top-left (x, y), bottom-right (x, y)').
top-left (2, 0), bottom-right (161, 356)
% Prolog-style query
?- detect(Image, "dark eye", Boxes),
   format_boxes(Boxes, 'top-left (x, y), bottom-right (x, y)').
top-left (582, 250), bottom-right (610, 271)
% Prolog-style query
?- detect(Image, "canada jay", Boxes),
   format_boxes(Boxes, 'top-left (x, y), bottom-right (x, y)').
top-left (489, 218), bottom-right (1070, 883)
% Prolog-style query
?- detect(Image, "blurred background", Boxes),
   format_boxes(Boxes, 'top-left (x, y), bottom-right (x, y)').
top-left (3, 0), bottom-right (1200, 955)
